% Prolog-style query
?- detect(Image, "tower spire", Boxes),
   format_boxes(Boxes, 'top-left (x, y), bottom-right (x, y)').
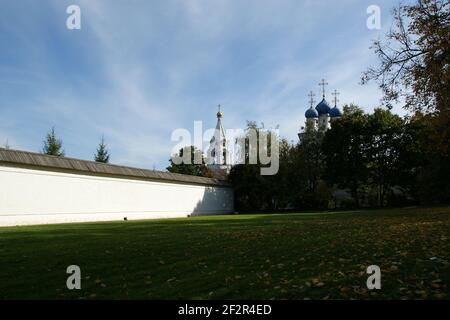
top-left (308, 91), bottom-right (316, 108)
top-left (217, 104), bottom-right (222, 119)
top-left (332, 90), bottom-right (340, 107)
top-left (318, 79), bottom-right (328, 99)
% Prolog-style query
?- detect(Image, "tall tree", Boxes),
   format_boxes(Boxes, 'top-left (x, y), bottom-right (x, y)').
top-left (167, 146), bottom-right (208, 177)
top-left (42, 127), bottom-right (65, 156)
top-left (272, 138), bottom-right (297, 209)
top-left (404, 111), bottom-right (450, 203)
top-left (365, 108), bottom-right (406, 206)
top-left (322, 105), bottom-right (369, 207)
top-left (362, 0), bottom-right (449, 114)
top-left (397, 112), bottom-right (430, 203)
top-left (363, 0), bottom-right (450, 204)
top-left (298, 126), bottom-right (325, 196)
top-left (94, 136), bottom-right (110, 163)
top-left (230, 121), bottom-right (283, 211)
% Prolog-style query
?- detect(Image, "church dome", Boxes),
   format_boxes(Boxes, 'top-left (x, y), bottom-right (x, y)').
top-left (305, 107), bottom-right (319, 118)
top-left (315, 99), bottom-right (331, 115)
top-left (329, 106), bottom-right (342, 118)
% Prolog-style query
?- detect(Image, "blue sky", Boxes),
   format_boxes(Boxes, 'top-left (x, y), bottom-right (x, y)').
top-left (0, 0), bottom-right (407, 170)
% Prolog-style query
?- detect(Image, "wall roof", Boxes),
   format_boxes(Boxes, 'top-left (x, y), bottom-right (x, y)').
top-left (0, 148), bottom-right (230, 187)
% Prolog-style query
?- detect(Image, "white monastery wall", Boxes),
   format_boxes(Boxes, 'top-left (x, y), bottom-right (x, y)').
top-left (0, 164), bottom-right (234, 227)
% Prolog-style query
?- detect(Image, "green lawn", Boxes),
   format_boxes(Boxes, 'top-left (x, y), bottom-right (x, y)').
top-left (0, 206), bottom-right (449, 300)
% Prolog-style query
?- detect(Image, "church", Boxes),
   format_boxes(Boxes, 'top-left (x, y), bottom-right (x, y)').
top-left (206, 105), bottom-right (232, 179)
top-left (303, 79), bottom-right (343, 133)
top-left (206, 79), bottom-right (344, 175)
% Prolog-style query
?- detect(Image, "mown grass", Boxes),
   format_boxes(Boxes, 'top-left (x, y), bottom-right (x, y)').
top-left (0, 206), bottom-right (449, 299)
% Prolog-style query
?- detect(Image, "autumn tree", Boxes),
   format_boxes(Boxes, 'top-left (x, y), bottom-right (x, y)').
top-left (363, 0), bottom-right (449, 114)
top-left (363, 0), bottom-right (450, 204)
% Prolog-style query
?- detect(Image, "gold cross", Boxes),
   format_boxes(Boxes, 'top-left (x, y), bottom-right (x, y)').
top-left (308, 91), bottom-right (316, 108)
top-left (318, 79), bottom-right (328, 98)
top-left (332, 90), bottom-right (340, 106)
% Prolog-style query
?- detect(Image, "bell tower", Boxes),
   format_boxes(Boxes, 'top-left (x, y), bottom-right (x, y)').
top-left (207, 105), bottom-right (231, 178)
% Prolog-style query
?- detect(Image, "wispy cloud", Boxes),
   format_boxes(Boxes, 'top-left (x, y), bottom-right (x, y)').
top-left (0, 0), bottom-right (404, 168)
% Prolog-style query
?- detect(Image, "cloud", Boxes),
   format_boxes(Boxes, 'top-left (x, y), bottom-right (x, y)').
top-left (0, 0), bottom-right (408, 169)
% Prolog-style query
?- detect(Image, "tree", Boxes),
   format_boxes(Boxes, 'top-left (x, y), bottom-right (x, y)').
top-left (396, 112), bottom-right (429, 203)
top-left (167, 146), bottom-right (208, 177)
top-left (404, 112), bottom-right (450, 204)
top-left (323, 106), bottom-right (425, 207)
top-left (94, 136), bottom-right (110, 163)
top-left (322, 105), bottom-right (369, 207)
top-left (42, 127), bottom-right (65, 156)
top-left (362, 0), bottom-right (449, 114)
top-left (289, 117), bottom-right (338, 209)
top-left (298, 126), bottom-right (326, 196)
top-left (272, 138), bottom-right (297, 209)
top-left (363, 0), bottom-right (450, 204)
top-left (229, 121), bottom-right (284, 211)
top-left (365, 108), bottom-right (406, 206)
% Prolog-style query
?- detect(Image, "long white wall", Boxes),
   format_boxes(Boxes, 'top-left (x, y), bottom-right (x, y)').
top-left (0, 165), bottom-right (234, 227)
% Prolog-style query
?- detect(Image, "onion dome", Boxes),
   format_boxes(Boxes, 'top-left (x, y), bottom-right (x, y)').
top-left (315, 99), bottom-right (331, 115)
top-left (329, 106), bottom-right (343, 118)
top-left (305, 107), bottom-right (319, 118)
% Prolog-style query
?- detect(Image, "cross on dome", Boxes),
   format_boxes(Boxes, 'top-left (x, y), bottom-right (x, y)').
top-left (308, 91), bottom-right (316, 108)
top-left (318, 79), bottom-right (328, 98)
top-left (332, 90), bottom-right (340, 107)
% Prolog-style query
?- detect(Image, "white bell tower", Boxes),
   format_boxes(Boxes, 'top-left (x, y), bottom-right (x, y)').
top-left (207, 105), bottom-right (231, 177)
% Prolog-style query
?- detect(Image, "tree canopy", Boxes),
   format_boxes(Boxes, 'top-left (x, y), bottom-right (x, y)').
top-left (42, 127), bottom-right (65, 157)
top-left (95, 136), bottom-right (111, 163)
top-left (167, 146), bottom-right (209, 177)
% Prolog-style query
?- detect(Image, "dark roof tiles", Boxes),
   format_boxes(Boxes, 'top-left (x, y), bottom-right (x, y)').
top-left (0, 148), bottom-right (230, 187)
